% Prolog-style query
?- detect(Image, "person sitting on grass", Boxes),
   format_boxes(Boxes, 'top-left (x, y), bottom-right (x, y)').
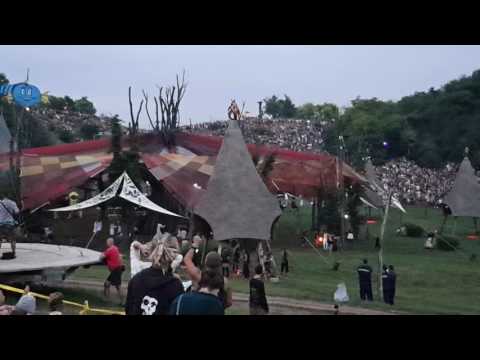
top-left (48, 292), bottom-right (64, 315)
top-left (249, 265), bottom-right (269, 315)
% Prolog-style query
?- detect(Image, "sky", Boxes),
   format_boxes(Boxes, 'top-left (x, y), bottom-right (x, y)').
top-left (1, 45), bottom-right (480, 128)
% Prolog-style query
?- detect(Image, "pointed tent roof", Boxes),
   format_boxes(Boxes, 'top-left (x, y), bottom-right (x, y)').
top-left (0, 113), bottom-right (12, 154)
top-left (444, 156), bottom-right (480, 217)
top-left (194, 120), bottom-right (282, 241)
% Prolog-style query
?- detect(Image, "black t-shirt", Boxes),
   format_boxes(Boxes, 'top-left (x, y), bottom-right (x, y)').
top-left (357, 264), bottom-right (372, 283)
top-left (249, 278), bottom-right (269, 312)
top-left (125, 267), bottom-right (184, 315)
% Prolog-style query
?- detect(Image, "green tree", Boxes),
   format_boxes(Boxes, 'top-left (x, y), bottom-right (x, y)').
top-left (79, 123), bottom-right (99, 140)
top-left (74, 97), bottom-right (96, 115)
top-left (264, 95), bottom-right (296, 118)
top-left (64, 96), bottom-right (75, 111)
top-left (57, 129), bottom-right (75, 143)
top-left (48, 96), bottom-right (67, 111)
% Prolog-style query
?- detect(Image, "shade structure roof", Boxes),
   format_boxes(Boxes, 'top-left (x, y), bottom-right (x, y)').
top-left (0, 129), bottom-right (365, 211)
top-left (194, 120), bottom-right (282, 241)
top-left (444, 156), bottom-right (480, 217)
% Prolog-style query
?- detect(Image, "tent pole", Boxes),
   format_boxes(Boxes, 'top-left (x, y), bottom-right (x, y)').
top-left (378, 190), bottom-right (393, 300)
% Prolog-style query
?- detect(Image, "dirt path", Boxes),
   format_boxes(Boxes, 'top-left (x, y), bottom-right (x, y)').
top-left (63, 279), bottom-right (402, 315)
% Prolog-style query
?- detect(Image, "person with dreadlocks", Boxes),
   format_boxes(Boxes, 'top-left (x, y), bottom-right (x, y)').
top-left (125, 233), bottom-right (184, 315)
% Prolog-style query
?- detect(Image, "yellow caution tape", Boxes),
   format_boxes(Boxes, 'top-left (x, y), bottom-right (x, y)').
top-left (0, 283), bottom-right (125, 315)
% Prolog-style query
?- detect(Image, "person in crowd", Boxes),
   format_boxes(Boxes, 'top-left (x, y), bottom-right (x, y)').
top-left (249, 265), bottom-right (269, 315)
top-left (170, 251), bottom-right (225, 315)
top-left (0, 192), bottom-right (20, 258)
top-left (242, 251), bottom-right (250, 279)
top-left (100, 237), bottom-right (125, 304)
top-left (333, 304), bottom-right (339, 315)
top-left (125, 235), bottom-right (184, 315)
top-left (66, 191), bottom-right (82, 219)
top-left (381, 265), bottom-right (390, 305)
top-left (264, 253), bottom-right (273, 278)
top-left (9, 286), bottom-right (36, 315)
top-left (232, 245), bottom-right (241, 276)
top-left (280, 248), bottom-right (289, 276)
top-left (183, 239), bottom-right (233, 309)
top-left (221, 247), bottom-right (231, 278)
top-left (425, 230), bottom-right (436, 250)
top-left (48, 292), bottom-right (64, 315)
top-left (357, 259), bottom-right (373, 301)
top-left (386, 265), bottom-right (397, 305)
top-left (347, 230), bottom-right (354, 242)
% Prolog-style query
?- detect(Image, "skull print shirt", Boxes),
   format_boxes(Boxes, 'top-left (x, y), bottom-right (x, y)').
top-left (125, 267), bottom-right (184, 315)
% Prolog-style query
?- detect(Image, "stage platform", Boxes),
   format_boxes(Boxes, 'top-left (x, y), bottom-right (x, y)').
top-left (0, 243), bottom-right (102, 285)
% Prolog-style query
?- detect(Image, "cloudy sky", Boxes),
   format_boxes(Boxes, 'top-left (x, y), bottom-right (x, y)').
top-left (1, 45), bottom-right (480, 128)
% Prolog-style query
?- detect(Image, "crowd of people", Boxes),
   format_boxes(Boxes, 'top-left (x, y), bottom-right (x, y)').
top-left (374, 157), bottom-right (458, 206)
top-left (183, 117), bottom-right (327, 153)
top-left (186, 120), bottom-right (463, 206)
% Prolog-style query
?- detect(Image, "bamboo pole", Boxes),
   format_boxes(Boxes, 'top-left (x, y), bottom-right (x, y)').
top-left (378, 190), bottom-right (393, 299)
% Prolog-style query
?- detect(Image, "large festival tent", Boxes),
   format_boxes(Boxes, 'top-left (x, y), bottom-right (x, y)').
top-left (0, 129), bottom-right (367, 218)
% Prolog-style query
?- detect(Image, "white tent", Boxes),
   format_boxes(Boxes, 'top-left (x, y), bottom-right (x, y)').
top-left (49, 172), bottom-right (184, 218)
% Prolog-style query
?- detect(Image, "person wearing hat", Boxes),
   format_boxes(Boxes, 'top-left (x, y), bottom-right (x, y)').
top-left (125, 234), bottom-right (184, 315)
top-left (170, 251), bottom-right (225, 315)
top-left (357, 259), bottom-right (373, 301)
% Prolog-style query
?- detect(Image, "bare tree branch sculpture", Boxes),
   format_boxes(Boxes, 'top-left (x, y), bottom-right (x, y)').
top-left (128, 86), bottom-right (144, 150)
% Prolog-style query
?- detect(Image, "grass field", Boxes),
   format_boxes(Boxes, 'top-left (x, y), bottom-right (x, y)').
top-left (68, 205), bottom-right (480, 314)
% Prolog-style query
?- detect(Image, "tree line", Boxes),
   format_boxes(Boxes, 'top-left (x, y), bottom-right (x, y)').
top-left (0, 72), bottom-right (100, 147)
top-left (263, 69), bottom-right (480, 169)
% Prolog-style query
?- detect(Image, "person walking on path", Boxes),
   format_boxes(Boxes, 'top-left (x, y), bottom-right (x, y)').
top-left (249, 265), bottom-right (269, 315)
top-left (357, 259), bottom-right (373, 301)
top-left (100, 237), bottom-right (125, 305)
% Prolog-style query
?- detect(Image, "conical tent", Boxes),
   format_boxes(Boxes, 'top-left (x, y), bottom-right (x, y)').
top-left (444, 156), bottom-right (480, 217)
top-left (195, 120), bottom-right (282, 241)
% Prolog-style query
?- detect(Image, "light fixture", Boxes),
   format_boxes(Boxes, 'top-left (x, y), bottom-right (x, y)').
top-left (344, 214), bottom-right (350, 219)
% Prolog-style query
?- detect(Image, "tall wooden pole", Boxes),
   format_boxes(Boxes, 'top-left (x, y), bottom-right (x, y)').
top-left (378, 190), bottom-right (393, 298)
top-left (338, 136), bottom-right (345, 250)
